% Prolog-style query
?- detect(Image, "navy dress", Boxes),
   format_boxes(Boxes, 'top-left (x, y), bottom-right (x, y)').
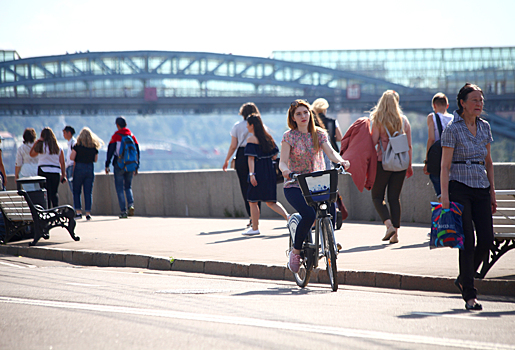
top-left (244, 143), bottom-right (279, 202)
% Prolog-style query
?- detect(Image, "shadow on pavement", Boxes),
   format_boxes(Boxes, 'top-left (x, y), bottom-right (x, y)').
top-left (398, 308), bottom-right (515, 319)
top-left (233, 287), bottom-right (331, 297)
top-left (341, 244), bottom-right (389, 254)
top-left (199, 228), bottom-right (247, 235)
top-left (207, 233), bottom-right (288, 244)
top-left (392, 242), bottom-right (430, 250)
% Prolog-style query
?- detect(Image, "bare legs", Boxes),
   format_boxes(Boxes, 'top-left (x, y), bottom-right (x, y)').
top-left (246, 201), bottom-right (289, 233)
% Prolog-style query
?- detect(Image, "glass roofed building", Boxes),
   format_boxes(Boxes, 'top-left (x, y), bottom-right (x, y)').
top-left (272, 47), bottom-right (515, 95)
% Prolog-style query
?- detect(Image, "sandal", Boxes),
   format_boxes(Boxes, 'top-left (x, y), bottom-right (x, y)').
top-left (454, 277), bottom-right (463, 293)
top-left (382, 226), bottom-right (396, 241)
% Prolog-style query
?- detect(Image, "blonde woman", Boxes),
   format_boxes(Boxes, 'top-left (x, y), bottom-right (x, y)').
top-left (370, 90), bottom-right (413, 244)
top-left (70, 127), bottom-right (104, 220)
top-left (30, 127), bottom-right (67, 208)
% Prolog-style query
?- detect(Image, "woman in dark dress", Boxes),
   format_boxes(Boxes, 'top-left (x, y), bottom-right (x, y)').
top-left (70, 127), bottom-right (104, 220)
top-left (243, 114), bottom-right (289, 236)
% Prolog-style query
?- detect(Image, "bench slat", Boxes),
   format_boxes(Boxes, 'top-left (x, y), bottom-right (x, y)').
top-left (494, 232), bottom-right (515, 239)
top-left (493, 224), bottom-right (515, 233)
top-left (4, 213), bottom-right (33, 221)
top-left (0, 201), bottom-right (28, 208)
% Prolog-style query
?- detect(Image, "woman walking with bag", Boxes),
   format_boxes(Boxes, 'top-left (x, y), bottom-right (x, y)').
top-left (370, 90), bottom-right (413, 244)
top-left (243, 114), bottom-right (289, 236)
top-left (29, 127), bottom-right (67, 208)
top-left (70, 127), bottom-right (104, 220)
top-left (440, 83), bottom-right (496, 311)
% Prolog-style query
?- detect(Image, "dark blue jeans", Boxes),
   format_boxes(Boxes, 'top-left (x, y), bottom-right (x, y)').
top-left (429, 174), bottom-right (441, 198)
top-left (284, 187), bottom-right (336, 250)
top-left (73, 162), bottom-right (94, 212)
top-left (114, 163), bottom-right (134, 213)
top-left (66, 165), bottom-right (74, 193)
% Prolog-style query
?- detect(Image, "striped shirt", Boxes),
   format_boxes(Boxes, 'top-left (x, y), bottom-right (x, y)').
top-left (441, 111), bottom-right (493, 189)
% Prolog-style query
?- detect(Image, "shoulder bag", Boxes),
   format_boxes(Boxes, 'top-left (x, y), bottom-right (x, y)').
top-left (426, 113), bottom-right (444, 175)
top-left (379, 119), bottom-right (410, 172)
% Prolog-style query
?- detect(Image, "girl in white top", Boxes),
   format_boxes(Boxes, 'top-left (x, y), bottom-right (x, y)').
top-left (222, 102), bottom-right (263, 227)
top-left (30, 127), bottom-right (67, 208)
top-left (15, 128), bottom-right (39, 181)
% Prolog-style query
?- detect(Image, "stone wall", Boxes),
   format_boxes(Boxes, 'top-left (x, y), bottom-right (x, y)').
top-left (6, 163), bottom-right (515, 224)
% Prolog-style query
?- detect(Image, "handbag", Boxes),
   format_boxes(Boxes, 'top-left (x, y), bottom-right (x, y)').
top-left (379, 119), bottom-right (410, 172)
top-left (429, 201), bottom-right (465, 250)
top-left (426, 113), bottom-right (444, 175)
top-left (273, 157), bottom-right (283, 184)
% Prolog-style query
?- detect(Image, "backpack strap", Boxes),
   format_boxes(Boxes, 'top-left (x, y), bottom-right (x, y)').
top-left (434, 112), bottom-right (443, 139)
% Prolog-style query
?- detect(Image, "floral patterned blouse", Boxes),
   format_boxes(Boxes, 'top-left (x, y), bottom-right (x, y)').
top-left (282, 128), bottom-right (328, 188)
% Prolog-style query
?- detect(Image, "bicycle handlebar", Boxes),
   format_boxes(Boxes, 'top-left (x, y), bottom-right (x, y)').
top-left (284, 164), bottom-right (351, 185)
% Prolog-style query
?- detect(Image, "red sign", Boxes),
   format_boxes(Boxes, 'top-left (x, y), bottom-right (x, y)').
top-left (144, 87), bottom-right (158, 101)
top-left (347, 84), bottom-right (361, 100)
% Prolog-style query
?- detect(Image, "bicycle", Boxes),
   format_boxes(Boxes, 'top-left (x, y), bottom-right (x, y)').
top-left (286, 165), bottom-right (350, 291)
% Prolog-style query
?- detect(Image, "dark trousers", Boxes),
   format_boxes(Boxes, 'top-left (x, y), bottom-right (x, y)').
top-left (449, 181), bottom-right (494, 301)
top-left (73, 162), bottom-right (95, 212)
top-left (371, 161), bottom-right (406, 228)
top-left (38, 168), bottom-right (60, 208)
top-left (234, 147), bottom-right (260, 217)
top-left (284, 186), bottom-right (336, 250)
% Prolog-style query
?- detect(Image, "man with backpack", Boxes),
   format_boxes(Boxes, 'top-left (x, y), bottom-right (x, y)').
top-left (105, 116), bottom-right (140, 218)
top-left (423, 93), bottom-right (453, 200)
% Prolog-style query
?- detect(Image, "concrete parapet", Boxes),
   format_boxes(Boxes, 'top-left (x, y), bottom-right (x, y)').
top-left (6, 163), bottom-right (515, 224)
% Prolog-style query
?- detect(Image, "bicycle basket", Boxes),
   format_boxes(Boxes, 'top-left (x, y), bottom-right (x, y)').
top-left (297, 169), bottom-right (339, 206)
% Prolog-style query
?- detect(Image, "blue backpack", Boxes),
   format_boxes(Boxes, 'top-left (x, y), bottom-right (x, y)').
top-left (117, 134), bottom-right (138, 172)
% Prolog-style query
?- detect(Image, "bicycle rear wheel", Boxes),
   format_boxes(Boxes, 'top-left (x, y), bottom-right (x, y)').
top-left (289, 233), bottom-right (312, 288)
top-left (322, 217), bottom-right (338, 291)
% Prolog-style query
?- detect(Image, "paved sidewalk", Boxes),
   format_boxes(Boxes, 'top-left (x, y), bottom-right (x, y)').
top-left (1, 216), bottom-right (514, 296)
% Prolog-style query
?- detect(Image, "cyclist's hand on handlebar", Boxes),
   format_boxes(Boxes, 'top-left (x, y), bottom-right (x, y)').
top-left (336, 160), bottom-right (350, 171)
top-left (287, 172), bottom-right (298, 180)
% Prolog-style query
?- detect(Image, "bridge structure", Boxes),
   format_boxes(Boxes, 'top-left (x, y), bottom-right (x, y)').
top-left (1, 50), bottom-right (514, 138)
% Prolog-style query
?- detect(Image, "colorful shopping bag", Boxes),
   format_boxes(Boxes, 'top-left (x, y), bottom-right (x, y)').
top-left (430, 201), bottom-right (465, 250)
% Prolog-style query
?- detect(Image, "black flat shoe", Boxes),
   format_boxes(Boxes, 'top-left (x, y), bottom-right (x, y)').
top-left (465, 302), bottom-right (482, 311)
top-left (454, 278), bottom-right (463, 293)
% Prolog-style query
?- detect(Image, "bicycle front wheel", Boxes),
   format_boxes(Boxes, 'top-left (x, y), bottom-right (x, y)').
top-left (289, 233), bottom-right (312, 288)
top-left (322, 217), bottom-right (338, 291)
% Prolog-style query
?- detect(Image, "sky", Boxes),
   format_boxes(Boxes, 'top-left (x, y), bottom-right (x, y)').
top-left (1, 0), bottom-right (514, 59)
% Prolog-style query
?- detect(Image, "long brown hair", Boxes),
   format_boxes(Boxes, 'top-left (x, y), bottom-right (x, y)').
top-left (246, 114), bottom-right (276, 154)
top-left (35, 127), bottom-right (59, 155)
top-left (287, 99), bottom-right (321, 152)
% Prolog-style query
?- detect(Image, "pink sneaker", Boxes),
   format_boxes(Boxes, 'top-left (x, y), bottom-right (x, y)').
top-left (288, 251), bottom-right (301, 273)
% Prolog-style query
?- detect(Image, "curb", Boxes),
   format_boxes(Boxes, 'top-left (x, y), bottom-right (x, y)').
top-left (1, 244), bottom-right (514, 297)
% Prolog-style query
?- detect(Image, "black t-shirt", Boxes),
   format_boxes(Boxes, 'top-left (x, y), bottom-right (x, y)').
top-left (73, 145), bottom-right (98, 163)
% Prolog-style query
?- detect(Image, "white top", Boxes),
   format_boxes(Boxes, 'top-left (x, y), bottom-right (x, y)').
top-left (65, 137), bottom-right (76, 167)
top-left (230, 120), bottom-right (250, 148)
top-left (433, 112), bottom-right (453, 142)
top-left (15, 143), bottom-right (39, 178)
top-left (38, 144), bottom-right (63, 174)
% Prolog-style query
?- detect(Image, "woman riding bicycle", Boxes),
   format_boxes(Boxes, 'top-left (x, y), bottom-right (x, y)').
top-left (279, 100), bottom-right (350, 273)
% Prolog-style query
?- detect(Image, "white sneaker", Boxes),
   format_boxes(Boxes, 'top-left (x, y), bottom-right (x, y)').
top-left (242, 228), bottom-right (260, 236)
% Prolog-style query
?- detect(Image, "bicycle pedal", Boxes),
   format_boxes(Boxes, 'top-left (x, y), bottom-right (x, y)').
top-left (337, 243), bottom-right (342, 251)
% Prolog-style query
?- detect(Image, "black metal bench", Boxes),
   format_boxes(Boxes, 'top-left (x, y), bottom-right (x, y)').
top-left (0, 190), bottom-right (79, 246)
top-left (477, 189), bottom-right (515, 278)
